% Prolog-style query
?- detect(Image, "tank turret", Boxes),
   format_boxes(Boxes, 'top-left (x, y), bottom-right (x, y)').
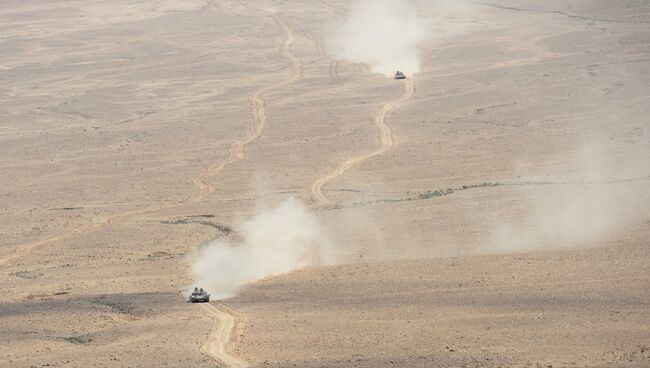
top-left (189, 287), bottom-right (210, 303)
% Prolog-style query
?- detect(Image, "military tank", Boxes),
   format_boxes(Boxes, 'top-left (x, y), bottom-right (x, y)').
top-left (394, 71), bottom-right (406, 79)
top-left (189, 287), bottom-right (210, 303)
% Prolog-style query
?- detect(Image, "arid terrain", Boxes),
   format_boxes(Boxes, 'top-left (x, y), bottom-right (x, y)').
top-left (1, 0), bottom-right (649, 367)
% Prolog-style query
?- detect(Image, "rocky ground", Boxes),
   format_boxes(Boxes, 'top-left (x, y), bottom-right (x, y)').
top-left (1, 1), bottom-right (649, 367)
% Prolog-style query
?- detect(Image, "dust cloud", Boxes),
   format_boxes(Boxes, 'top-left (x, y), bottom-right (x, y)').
top-left (484, 185), bottom-right (621, 253)
top-left (188, 197), bottom-right (336, 299)
top-left (327, 0), bottom-right (476, 77)
top-left (328, 0), bottom-right (425, 76)
top-left (482, 147), bottom-right (649, 254)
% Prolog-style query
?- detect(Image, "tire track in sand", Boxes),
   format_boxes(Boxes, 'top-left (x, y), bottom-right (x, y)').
top-left (200, 303), bottom-right (249, 368)
top-left (190, 12), bottom-right (303, 204)
top-left (0, 206), bottom-right (163, 267)
top-left (310, 78), bottom-right (415, 206)
top-left (197, 12), bottom-right (302, 368)
top-left (0, 12), bottom-right (302, 269)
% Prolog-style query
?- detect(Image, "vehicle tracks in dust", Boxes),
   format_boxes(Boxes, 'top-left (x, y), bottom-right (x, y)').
top-left (310, 77), bottom-right (416, 206)
top-left (329, 60), bottom-right (339, 81)
top-left (200, 303), bottom-right (249, 368)
top-left (0, 12), bottom-right (303, 270)
top-left (0, 205), bottom-right (174, 267)
top-left (317, 0), bottom-right (349, 20)
top-left (1, 9), bottom-right (302, 368)
top-left (196, 11), bottom-right (302, 368)
top-left (302, 26), bottom-right (327, 59)
top-left (190, 12), bottom-right (303, 204)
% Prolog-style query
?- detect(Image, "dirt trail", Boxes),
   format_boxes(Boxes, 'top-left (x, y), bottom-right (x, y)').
top-left (2, 9), bottom-right (302, 368)
top-left (0, 13), bottom-right (302, 270)
top-left (317, 0), bottom-right (349, 18)
top-left (200, 303), bottom-right (249, 368)
top-left (197, 11), bottom-right (302, 368)
top-left (191, 12), bottom-right (302, 204)
top-left (0, 206), bottom-right (166, 267)
top-left (310, 78), bottom-right (415, 206)
top-left (0, 223), bottom-right (93, 267)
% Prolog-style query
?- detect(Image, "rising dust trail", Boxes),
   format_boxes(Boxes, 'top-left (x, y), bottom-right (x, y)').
top-left (0, 12), bottom-right (302, 272)
top-left (197, 11), bottom-right (303, 368)
top-left (310, 78), bottom-right (415, 206)
top-left (2, 11), bottom-right (301, 367)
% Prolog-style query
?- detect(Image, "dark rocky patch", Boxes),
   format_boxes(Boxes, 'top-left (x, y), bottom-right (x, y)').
top-left (161, 217), bottom-right (231, 235)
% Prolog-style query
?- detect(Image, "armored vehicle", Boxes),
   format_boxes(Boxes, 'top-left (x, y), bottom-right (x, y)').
top-left (189, 287), bottom-right (210, 303)
top-left (394, 71), bottom-right (406, 79)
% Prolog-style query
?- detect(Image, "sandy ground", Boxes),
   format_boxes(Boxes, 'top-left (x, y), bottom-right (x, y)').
top-left (1, 0), bottom-right (649, 367)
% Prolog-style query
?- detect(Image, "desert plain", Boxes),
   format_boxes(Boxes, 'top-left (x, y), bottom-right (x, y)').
top-left (1, 0), bottom-right (650, 367)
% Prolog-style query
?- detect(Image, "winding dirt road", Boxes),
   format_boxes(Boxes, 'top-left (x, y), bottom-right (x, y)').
top-left (0, 205), bottom-right (175, 267)
top-left (196, 11), bottom-right (302, 368)
top-left (191, 13), bottom-right (302, 204)
top-left (0, 13), bottom-right (302, 271)
top-left (2, 9), bottom-right (301, 367)
top-left (200, 303), bottom-right (249, 368)
top-left (0, 5), bottom-right (412, 367)
top-left (310, 78), bottom-right (415, 206)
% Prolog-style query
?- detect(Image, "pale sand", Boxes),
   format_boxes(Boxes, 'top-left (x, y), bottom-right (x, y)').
top-left (1, 1), bottom-right (649, 367)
